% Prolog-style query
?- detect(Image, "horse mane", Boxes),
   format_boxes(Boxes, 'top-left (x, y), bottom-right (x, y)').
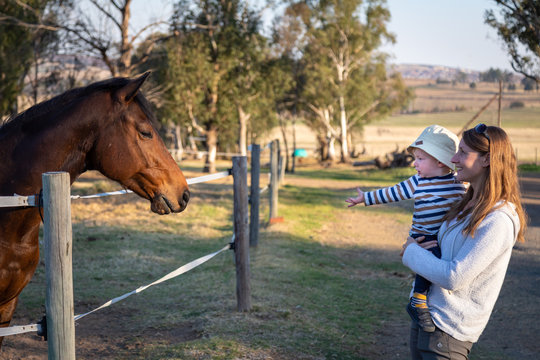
top-left (0, 77), bottom-right (158, 134)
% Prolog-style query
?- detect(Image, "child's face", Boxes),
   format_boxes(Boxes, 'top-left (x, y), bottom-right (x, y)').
top-left (412, 148), bottom-right (447, 178)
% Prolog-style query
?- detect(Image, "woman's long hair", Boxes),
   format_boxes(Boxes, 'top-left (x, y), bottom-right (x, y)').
top-left (444, 126), bottom-right (527, 242)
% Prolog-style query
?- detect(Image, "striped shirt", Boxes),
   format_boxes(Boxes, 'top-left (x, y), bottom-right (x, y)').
top-left (364, 173), bottom-right (467, 236)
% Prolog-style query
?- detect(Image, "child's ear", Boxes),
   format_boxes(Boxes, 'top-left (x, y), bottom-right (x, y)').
top-left (437, 161), bottom-right (446, 168)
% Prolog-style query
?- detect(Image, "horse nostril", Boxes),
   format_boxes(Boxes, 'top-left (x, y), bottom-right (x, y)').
top-left (183, 190), bottom-right (190, 204)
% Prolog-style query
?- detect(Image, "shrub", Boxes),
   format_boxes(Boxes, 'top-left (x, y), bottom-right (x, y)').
top-left (509, 101), bottom-right (525, 109)
top-left (518, 163), bottom-right (540, 172)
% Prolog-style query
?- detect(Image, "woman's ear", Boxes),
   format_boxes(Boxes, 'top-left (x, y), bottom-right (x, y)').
top-left (482, 153), bottom-right (490, 167)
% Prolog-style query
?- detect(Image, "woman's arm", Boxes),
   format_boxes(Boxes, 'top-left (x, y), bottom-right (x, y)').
top-left (402, 211), bottom-right (516, 290)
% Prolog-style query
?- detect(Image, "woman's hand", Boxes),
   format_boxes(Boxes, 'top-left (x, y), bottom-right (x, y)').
top-left (400, 236), bottom-right (438, 257)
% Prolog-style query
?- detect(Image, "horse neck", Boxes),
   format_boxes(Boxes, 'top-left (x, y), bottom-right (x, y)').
top-left (0, 96), bottom-right (104, 195)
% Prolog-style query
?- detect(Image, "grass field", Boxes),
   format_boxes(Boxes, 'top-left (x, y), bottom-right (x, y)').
top-left (5, 162), bottom-right (538, 359)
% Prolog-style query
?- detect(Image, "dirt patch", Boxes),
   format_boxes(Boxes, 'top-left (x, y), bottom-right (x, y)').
top-left (1, 307), bottom-right (203, 359)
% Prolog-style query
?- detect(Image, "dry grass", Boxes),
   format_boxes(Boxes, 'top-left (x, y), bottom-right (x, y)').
top-left (404, 79), bottom-right (540, 112)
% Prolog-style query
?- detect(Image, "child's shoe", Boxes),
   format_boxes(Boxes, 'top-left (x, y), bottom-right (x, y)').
top-left (407, 302), bottom-right (436, 333)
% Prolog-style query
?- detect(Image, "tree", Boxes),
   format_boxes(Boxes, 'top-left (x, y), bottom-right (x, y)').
top-left (293, 0), bottom-right (411, 163)
top-left (485, 0), bottom-right (540, 82)
top-left (61, 0), bottom-right (166, 77)
top-left (270, 5), bottom-right (307, 171)
top-left (167, 0), bottom-right (274, 173)
top-left (480, 67), bottom-right (513, 82)
top-left (0, 0), bottom-right (65, 118)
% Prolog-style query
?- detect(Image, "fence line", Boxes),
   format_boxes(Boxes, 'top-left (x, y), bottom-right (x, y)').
top-left (0, 141), bottom-right (283, 353)
top-left (0, 171), bottom-right (232, 207)
top-left (0, 243), bottom-right (232, 338)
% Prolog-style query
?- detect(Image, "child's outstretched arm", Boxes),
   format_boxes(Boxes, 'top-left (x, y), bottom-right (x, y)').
top-left (346, 187), bottom-right (365, 207)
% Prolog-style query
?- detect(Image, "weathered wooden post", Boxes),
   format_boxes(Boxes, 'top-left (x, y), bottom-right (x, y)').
top-left (233, 156), bottom-right (251, 311)
top-left (43, 172), bottom-right (76, 360)
top-left (249, 144), bottom-right (260, 247)
top-left (269, 139), bottom-right (279, 222)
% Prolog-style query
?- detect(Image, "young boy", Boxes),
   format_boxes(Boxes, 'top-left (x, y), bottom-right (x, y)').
top-left (346, 125), bottom-right (467, 332)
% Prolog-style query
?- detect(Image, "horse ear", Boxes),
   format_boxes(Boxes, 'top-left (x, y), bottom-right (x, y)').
top-left (117, 71), bottom-right (151, 103)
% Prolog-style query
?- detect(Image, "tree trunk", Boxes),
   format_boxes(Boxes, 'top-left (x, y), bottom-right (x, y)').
top-left (291, 117), bottom-right (297, 173)
top-left (118, 0), bottom-right (133, 76)
top-left (339, 95), bottom-right (349, 163)
top-left (328, 134), bottom-right (336, 162)
top-left (203, 126), bottom-right (218, 173)
top-left (279, 114), bottom-right (290, 172)
top-left (174, 123), bottom-right (183, 160)
top-left (237, 105), bottom-right (250, 156)
top-left (317, 134), bottom-right (328, 161)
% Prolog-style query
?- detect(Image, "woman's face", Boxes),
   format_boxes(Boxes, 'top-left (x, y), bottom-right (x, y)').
top-left (451, 139), bottom-right (489, 184)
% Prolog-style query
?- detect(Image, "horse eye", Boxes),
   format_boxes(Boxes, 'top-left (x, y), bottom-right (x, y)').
top-left (139, 130), bottom-right (153, 139)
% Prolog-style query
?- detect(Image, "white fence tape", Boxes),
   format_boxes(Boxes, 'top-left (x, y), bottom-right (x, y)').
top-left (0, 194), bottom-right (37, 208)
top-left (74, 243), bottom-right (231, 321)
top-left (0, 171), bottom-right (233, 206)
top-left (71, 170), bottom-right (231, 200)
top-left (0, 323), bottom-right (41, 337)
top-left (0, 243), bottom-right (231, 337)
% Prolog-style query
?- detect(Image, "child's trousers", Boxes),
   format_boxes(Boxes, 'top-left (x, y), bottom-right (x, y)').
top-left (412, 234), bottom-right (441, 294)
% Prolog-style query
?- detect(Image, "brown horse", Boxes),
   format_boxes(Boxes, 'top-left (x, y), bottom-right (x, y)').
top-left (0, 73), bottom-right (189, 346)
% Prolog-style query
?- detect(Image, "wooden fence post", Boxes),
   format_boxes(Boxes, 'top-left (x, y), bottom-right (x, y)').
top-left (269, 139), bottom-right (279, 222)
top-left (233, 156), bottom-right (251, 311)
top-left (43, 172), bottom-right (76, 360)
top-left (249, 144), bottom-right (260, 247)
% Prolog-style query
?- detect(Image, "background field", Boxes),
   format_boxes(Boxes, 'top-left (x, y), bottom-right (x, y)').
top-left (273, 81), bottom-right (540, 163)
top-left (2, 162), bottom-right (538, 359)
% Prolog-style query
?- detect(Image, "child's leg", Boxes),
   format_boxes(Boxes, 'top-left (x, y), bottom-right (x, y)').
top-left (412, 234), bottom-right (441, 296)
top-left (408, 234), bottom-right (439, 333)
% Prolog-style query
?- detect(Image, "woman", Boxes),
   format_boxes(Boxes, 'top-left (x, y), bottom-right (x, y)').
top-left (401, 124), bottom-right (527, 359)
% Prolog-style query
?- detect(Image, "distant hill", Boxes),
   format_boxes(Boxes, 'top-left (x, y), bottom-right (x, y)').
top-left (392, 63), bottom-right (481, 81)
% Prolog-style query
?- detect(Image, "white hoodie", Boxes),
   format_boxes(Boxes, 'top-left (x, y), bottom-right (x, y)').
top-left (402, 202), bottom-right (520, 342)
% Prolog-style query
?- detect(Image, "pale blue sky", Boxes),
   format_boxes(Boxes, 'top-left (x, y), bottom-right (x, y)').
top-left (130, 0), bottom-right (512, 72)
top-left (381, 0), bottom-right (511, 71)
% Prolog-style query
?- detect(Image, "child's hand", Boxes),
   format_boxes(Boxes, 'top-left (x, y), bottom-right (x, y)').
top-left (345, 188), bottom-right (365, 207)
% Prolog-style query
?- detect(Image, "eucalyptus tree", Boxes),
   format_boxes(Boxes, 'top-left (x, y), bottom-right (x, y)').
top-left (485, 0), bottom-right (540, 82)
top-left (221, 5), bottom-right (283, 157)
top-left (294, 0), bottom-right (411, 163)
top-left (169, 0), bottom-right (276, 172)
top-left (270, 3), bottom-right (308, 169)
top-left (0, 0), bottom-right (66, 118)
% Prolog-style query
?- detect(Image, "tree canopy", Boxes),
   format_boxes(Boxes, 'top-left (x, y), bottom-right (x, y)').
top-left (485, 0), bottom-right (540, 82)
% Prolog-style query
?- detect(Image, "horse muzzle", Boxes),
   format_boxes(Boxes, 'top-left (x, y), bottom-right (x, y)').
top-left (151, 190), bottom-right (190, 215)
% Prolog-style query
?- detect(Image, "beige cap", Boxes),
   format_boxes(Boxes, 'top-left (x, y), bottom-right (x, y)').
top-left (407, 125), bottom-right (459, 170)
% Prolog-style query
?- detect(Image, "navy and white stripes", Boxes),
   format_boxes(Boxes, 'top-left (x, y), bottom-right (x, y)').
top-left (364, 173), bottom-right (467, 236)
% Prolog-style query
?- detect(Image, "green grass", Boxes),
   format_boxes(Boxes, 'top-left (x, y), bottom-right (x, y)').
top-left (16, 166), bottom-right (416, 359)
top-left (519, 163), bottom-right (540, 172)
top-left (15, 164), bottom-right (531, 359)
top-left (292, 166), bottom-right (416, 184)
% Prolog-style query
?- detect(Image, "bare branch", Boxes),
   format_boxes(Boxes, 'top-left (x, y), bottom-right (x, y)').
top-left (89, 0), bottom-right (122, 29)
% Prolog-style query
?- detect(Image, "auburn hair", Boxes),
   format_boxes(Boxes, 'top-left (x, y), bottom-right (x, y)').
top-left (444, 126), bottom-right (527, 242)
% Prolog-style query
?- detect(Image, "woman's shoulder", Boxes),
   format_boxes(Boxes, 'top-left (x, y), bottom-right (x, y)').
top-left (483, 201), bottom-right (520, 237)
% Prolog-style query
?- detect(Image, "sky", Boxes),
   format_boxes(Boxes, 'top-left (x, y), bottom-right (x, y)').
top-left (130, 0), bottom-right (513, 72)
top-left (381, 0), bottom-right (512, 71)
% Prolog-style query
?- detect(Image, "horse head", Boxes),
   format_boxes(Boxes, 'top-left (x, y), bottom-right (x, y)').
top-left (86, 72), bottom-right (190, 214)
